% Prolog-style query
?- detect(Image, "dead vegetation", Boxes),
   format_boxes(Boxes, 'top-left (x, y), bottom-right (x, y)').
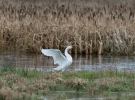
top-left (0, 1), bottom-right (135, 55)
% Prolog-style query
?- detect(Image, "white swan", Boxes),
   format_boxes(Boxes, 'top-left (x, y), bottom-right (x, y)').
top-left (41, 46), bottom-right (73, 72)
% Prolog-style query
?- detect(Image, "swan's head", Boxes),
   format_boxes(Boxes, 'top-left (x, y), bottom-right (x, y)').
top-left (67, 46), bottom-right (72, 49)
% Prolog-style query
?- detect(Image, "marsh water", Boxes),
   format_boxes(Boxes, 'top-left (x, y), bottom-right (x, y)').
top-left (0, 52), bottom-right (135, 72)
top-left (45, 91), bottom-right (135, 100)
top-left (0, 52), bottom-right (135, 100)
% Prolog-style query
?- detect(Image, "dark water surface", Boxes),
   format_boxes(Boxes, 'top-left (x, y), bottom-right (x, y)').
top-left (0, 52), bottom-right (135, 72)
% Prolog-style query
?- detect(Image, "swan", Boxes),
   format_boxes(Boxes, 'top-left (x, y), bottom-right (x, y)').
top-left (41, 46), bottom-right (73, 72)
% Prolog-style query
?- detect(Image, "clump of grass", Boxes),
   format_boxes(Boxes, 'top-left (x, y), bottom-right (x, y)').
top-left (0, 86), bottom-right (39, 100)
top-left (97, 77), bottom-right (126, 86)
top-left (97, 77), bottom-right (129, 91)
top-left (66, 77), bottom-right (88, 91)
top-left (43, 72), bottom-right (63, 82)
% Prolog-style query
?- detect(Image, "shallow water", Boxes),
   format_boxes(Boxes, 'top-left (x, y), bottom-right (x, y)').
top-left (44, 91), bottom-right (135, 100)
top-left (0, 52), bottom-right (135, 72)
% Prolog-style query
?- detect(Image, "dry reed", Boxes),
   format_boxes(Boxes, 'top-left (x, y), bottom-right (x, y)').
top-left (0, 1), bottom-right (135, 55)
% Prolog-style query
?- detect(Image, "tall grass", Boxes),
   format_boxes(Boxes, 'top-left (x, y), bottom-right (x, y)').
top-left (0, 1), bottom-right (135, 55)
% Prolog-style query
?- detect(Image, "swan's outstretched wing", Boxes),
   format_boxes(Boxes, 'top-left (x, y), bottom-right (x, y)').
top-left (41, 49), bottom-right (67, 65)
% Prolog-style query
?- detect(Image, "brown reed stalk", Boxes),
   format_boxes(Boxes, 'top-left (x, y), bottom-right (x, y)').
top-left (0, 1), bottom-right (135, 55)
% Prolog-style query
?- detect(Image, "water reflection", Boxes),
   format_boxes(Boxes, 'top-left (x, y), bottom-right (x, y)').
top-left (0, 52), bottom-right (135, 72)
top-left (44, 91), bottom-right (135, 100)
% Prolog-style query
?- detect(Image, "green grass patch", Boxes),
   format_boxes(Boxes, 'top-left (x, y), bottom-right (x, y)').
top-left (0, 66), bottom-right (135, 100)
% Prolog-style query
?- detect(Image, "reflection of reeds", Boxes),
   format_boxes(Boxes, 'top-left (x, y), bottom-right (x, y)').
top-left (1, 1), bottom-right (135, 55)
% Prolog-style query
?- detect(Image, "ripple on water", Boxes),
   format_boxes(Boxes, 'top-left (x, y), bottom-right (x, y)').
top-left (0, 52), bottom-right (135, 72)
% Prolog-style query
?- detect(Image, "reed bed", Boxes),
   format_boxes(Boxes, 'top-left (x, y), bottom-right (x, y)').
top-left (0, 1), bottom-right (135, 55)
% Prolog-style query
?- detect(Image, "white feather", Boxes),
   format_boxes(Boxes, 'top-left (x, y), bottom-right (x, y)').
top-left (41, 46), bottom-right (73, 72)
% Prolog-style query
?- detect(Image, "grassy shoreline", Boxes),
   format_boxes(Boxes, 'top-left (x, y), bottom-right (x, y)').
top-left (0, 67), bottom-right (135, 100)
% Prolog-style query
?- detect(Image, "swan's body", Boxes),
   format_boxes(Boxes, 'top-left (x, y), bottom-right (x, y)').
top-left (41, 46), bottom-right (73, 72)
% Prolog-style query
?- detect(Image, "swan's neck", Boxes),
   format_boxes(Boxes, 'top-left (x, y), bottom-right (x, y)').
top-left (65, 48), bottom-right (72, 62)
